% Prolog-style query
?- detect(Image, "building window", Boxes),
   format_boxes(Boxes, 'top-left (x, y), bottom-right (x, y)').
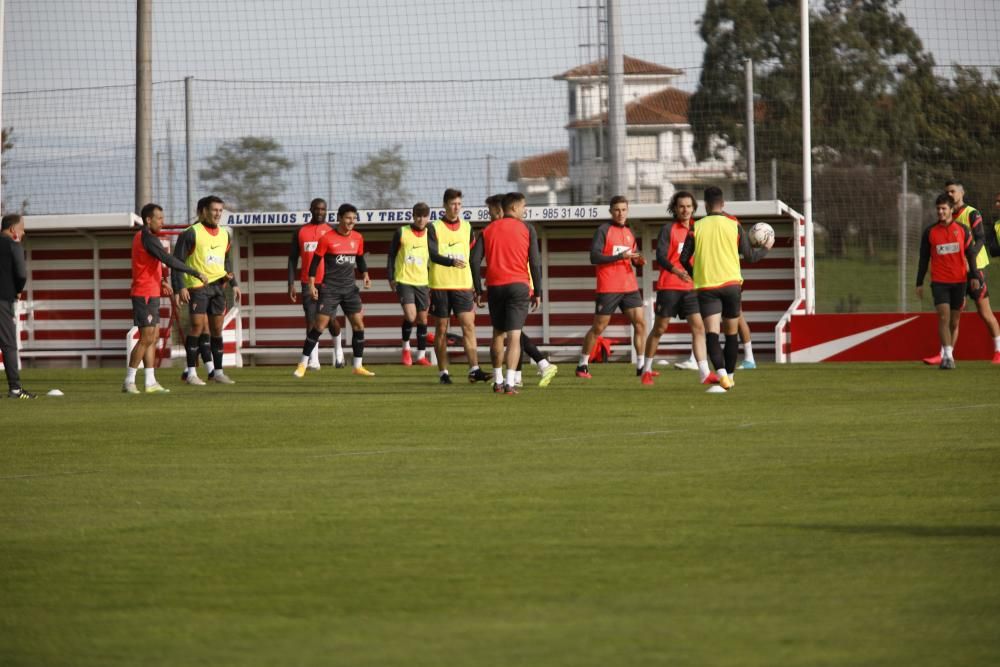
top-left (568, 88), bottom-right (576, 117)
top-left (570, 135), bottom-right (579, 166)
top-left (626, 135), bottom-right (658, 162)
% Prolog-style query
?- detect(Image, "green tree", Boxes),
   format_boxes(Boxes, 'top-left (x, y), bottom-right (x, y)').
top-left (688, 0), bottom-right (938, 258)
top-left (199, 136), bottom-right (292, 211)
top-left (1, 127), bottom-right (28, 214)
top-left (351, 144), bottom-right (410, 209)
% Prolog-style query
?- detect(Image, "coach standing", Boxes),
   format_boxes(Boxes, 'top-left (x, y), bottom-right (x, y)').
top-left (0, 213), bottom-right (35, 399)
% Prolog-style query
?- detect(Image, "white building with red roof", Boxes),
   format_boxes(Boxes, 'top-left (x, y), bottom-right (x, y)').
top-left (509, 55), bottom-right (743, 205)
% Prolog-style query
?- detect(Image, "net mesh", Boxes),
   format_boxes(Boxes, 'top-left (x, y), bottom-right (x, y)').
top-left (2, 0), bottom-right (999, 313)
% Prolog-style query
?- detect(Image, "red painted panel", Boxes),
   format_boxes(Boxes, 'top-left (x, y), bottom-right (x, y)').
top-left (99, 248), bottom-right (131, 260)
top-left (33, 269), bottom-right (93, 281)
top-left (789, 312), bottom-right (998, 361)
top-left (31, 249), bottom-right (93, 260)
top-left (34, 329), bottom-right (96, 340)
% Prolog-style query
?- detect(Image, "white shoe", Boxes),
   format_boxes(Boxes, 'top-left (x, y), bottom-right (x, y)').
top-left (674, 359), bottom-right (698, 370)
top-left (211, 372), bottom-right (235, 385)
top-left (308, 362), bottom-right (322, 370)
top-left (185, 373), bottom-right (206, 386)
top-left (705, 385), bottom-right (727, 394)
top-left (122, 382), bottom-right (140, 394)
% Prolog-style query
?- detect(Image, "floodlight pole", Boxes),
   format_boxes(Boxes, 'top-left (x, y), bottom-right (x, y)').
top-left (0, 0), bottom-right (6, 211)
top-left (135, 0), bottom-right (153, 212)
top-left (801, 0), bottom-right (815, 313)
top-left (606, 0), bottom-right (626, 198)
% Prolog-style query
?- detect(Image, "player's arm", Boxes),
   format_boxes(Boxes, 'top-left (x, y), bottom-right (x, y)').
top-left (386, 228), bottom-right (401, 288)
top-left (678, 230), bottom-right (695, 275)
top-left (142, 229), bottom-right (203, 282)
top-left (527, 223), bottom-right (543, 306)
top-left (12, 242), bottom-right (27, 295)
top-left (963, 227), bottom-right (980, 283)
top-left (968, 210), bottom-right (985, 258)
top-left (738, 224), bottom-right (769, 263)
top-left (469, 231), bottom-right (485, 294)
top-left (589, 224), bottom-right (621, 265)
top-left (287, 228), bottom-right (300, 293)
top-left (170, 228), bottom-right (196, 293)
top-left (224, 234), bottom-right (239, 288)
top-left (427, 224), bottom-right (455, 267)
top-left (986, 219), bottom-right (1000, 257)
top-left (356, 250), bottom-right (371, 289)
top-left (914, 225), bottom-right (931, 296)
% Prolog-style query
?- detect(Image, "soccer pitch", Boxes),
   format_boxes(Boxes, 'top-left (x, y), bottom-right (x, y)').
top-left (2, 363), bottom-right (998, 666)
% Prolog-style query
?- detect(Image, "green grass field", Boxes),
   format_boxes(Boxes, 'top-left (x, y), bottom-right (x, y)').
top-left (2, 363), bottom-right (999, 666)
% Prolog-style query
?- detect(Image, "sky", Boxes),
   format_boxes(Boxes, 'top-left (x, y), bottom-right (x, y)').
top-left (2, 0), bottom-right (997, 215)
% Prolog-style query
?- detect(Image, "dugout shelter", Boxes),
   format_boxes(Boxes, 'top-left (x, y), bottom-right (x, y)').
top-left (10, 201), bottom-right (806, 368)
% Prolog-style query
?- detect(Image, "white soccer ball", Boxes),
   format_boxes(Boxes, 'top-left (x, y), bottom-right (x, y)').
top-left (749, 222), bottom-right (774, 248)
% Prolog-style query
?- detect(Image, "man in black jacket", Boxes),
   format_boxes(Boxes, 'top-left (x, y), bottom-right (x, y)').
top-left (0, 213), bottom-right (35, 399)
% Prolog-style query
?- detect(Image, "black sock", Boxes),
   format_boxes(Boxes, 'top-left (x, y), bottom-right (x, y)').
top-left (401, 319), bottom-right (413, 346)
top-left (198, 333), bottom-right (211, 363)
top-left (211, 336), bottom-right (224, 371)
top-left (352, 330), bottom-right (365, 360)
top-left (724, 334), bottom-right (739, 375)
top-left (303, 328), bottom-right (322, 356)
top-left (416, 324), bottom-right (427, 351)
top-left (521, 332), bottom-right (544, 364)
top-left (185, 335), bottom-right (199, 368)
top-left (706, 333), bottom-right (724, 372)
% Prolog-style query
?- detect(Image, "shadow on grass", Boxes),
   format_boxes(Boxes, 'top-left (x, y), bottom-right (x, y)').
top-left (750, 524), bottom-right (1000, 539)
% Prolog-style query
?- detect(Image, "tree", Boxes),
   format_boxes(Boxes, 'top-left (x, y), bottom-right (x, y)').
top-left (687, 0), bottom-right (938, 258)
top-left (351, 144), bottom-right (410, 209)
top-left (1, 127), bottom-right (28, 214)
top-left (199, 136), bottom-right (292, 211)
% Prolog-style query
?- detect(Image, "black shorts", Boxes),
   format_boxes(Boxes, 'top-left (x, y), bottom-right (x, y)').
top-left (318, 286), bottom-right (363, 316)
top-left (188, 282), bottom-right (226, 316)
top-left (595, 290), bottom-right (643, 316)
top-left (654, 289), bottom-right (699, 320)
top-left (397, 283), bottom-right (430, 312)
top-left (931, 282), bottom-right (966, 310)
top-left (430, 289), bottom-right (475, 318)
top-left (968, 269), bottom-right (988, 302)
top-left (131, 296), bottom-right (160, 328)
top-left (698, 285), bottom-right (742, 319)
top-left (487, 283), bottom-right (531, 332)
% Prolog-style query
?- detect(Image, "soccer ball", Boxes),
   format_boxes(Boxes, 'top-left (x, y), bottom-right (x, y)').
top-left (749, 222), bottom-right (774, 248)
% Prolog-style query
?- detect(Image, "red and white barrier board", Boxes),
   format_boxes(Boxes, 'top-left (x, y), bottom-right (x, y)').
top-left (787, 312), bottom-right (999, 362)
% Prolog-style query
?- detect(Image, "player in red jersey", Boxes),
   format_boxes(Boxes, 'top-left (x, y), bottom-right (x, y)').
top-left (923, 181), bottom-right (1000, 364)
top-left (470, 192), bottom-right (542, 394)
top-left (576, 195), bottom-right (648, 379)
top-left (124, 203), bottom-right (206, 394)
top-left (640, 191), bottom-right (716, 386)
top-left (294, 203), bottom-right (374, 377)
top-left (915, 193), bottom-right (981, 369)
top-left (484, 194), bottom-right (557, 387)
top-left (288, 198), bottom-right (345, 371)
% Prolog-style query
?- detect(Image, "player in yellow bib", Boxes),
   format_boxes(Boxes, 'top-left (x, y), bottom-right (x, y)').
top-left (387, 202), bottom-right (433, 366)
top-left (427, 188), bottom-right (486, 384)
top-left (678, 186), bottom-right (772, 391)
top-left (171, 195), bottom-right (241, 385)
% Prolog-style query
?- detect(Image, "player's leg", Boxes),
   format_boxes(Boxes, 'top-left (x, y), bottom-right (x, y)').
top-left (971, 273), bottom-right (1000, 362)
top-left (300, 284), bottom-right (324, 369)
top-left (456, 294), bottom-right (485, 382)
top-left (624, 304), bottom-right (647, 376)
top-left (0, 300), bottom-right (31, 398)
top-left (578, 303), bottom-right (613, 378)
top-left (346, 306), bottom-right (373, 376)
top-left (295, 310), bottom-right (330, 377)
top-left (490, 328), bottom-right (506, 391)
top-left (207, 291), bottom-right (230, 382)
top-left (642, 314), bottom-right (669, 384)
top-left (502, 285), bottom-right (529, 393)
top-left (699, 289), bottom-right (729, 388)
top-left (429, 290), bottom-right (452, 381)
top-left (125, 297), bottom-right (152, 392)
top-left (328, 317), bottom-right (345, 367)
top-left (414, 292), bottom-right (430, 364)
top-left (504, 329), bottom-right (522, 393)
top-left (935, 301), bottom-right (953, 369)
top-left (738, 313), bottom-right (756, 369)
top-left (400, 300), bottom-right (417, 366)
